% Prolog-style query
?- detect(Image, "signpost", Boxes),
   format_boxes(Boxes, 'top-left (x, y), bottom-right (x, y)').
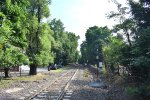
top-left (96, 55), bottom-right (99, 80)
top-left (89, 43), bottom-right (105, 88)
top-left (99, 62), bottom-right (102, 68)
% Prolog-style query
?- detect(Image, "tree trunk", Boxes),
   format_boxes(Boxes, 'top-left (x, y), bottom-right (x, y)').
top-left (35, 6), bottom-right (41, 52)
top-left (110, 63), bottom-right (115, 74)
top-left (4, 68), bottom-right (9, 78)
top-left (126, 32), bottom-right (132, 47)
top-left (37, 6), bottom-right (41, 23)
top-left (29, 64), bottom-right (37, 75)
top-left (125, 29), bottom-right (132, 47)
top-left (104, 61), bottom-right (108, 69)
top-left (117, 64), bottom-right (120, 75)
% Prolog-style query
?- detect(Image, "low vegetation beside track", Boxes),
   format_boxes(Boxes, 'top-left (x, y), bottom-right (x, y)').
top-left (0, 66), bottom-right (73, 88)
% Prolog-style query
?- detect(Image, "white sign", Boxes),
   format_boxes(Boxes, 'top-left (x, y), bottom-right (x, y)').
top-left (99, 62), bottom-right (102, 67)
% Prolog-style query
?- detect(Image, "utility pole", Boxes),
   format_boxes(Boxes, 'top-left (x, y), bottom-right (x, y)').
top-left (89, 42), bottom-right (105, 88)
top-left (96, 47), bottom-right (99, 80)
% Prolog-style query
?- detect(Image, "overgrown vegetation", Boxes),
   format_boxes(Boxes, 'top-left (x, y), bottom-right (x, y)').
top-left (80, 0), bottom-right (150, 99)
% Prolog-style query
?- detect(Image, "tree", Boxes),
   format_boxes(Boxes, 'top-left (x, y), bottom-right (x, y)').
top-left (49, 19), bottom-right (65, 64)
top-left (128, 0), bottom-right (150, 78)
top-left (109, 0), bottom-right (150, 99)
top-left (26, 0), bottom-right (54, 75)
top-left (49, 19), bottom-right (80, 65)
top-left (84, 26), bottom-right (111, 64)
top-left (103, 36), bottom-right (124, 74)
top-left (0, 0), bottom-right (29, 77)
top-left (113, 19), bottom-right (136, 47)
top-left (107, 0), bottom-right (137, 47)
top-left (80, 41), bottom-right (88, 64)
top-left (129, 0), bottom-right (150, 29)
top-left (127, 1), bottom-right (150, 99)
top-left (65, 32), bottom-right (79, 63)
top-left (49, 18), bottom-right (65, 40)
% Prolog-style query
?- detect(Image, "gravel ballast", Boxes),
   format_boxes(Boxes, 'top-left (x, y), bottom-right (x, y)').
top-left (0, 69), bottom-right (70, 100)
top-left (0, 66), bottom-right (132, 100)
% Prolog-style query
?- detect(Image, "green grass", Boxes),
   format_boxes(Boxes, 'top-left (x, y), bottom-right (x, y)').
top-left (0, 78), bottom-right (12, 88)
top-left (83, 69), bottom-right (90, 77)
top-left (14, 73), bottom-right (46, 81)
top-left (0, 73), bottom-right (46, 88)
top-left (0, 66), bottom-right (72, 88)
top-left (51, 68), bottom-right (64, 73)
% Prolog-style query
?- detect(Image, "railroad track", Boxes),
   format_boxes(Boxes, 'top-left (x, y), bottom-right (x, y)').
top-left (26, 69), bottom-right (78, 100)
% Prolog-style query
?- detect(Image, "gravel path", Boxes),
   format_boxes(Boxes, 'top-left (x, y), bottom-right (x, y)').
top-left (67, 66), bottom-right (132, 100)
top-left (67, 67), bottom-right (108, 100)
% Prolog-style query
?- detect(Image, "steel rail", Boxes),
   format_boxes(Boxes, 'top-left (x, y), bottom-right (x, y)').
top-left (57, 69), bottom-right (79, 100)
top-left (26, 72), bottom-right (70, 100)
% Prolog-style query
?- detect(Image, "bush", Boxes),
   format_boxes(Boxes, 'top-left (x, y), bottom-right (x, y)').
top-left (101, 66), bottom-right (107, 77)
top-left (126, 86), bottom-right (139, 95)
top-left (126, 85), bottom-right (150, 100)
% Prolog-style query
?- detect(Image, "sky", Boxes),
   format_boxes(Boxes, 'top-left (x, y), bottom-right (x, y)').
top-left (48, 0), bottom-right (130, 50)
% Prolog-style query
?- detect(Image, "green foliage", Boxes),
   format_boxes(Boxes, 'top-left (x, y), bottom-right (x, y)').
top-left (49, 19), bottom-right (79, 65)
top-left (0, 0), bottom-right (29, 70)
top-left (80, 26), bottom-right (111, 64)
top-left (103, 36), bottom-right (124, 67)
top-left (28, 0), bottom-right (51, 22)
top-left (49, 19), bottom-right (66, 64)
top-left (38, 23), bottom-right (54, 66)
top-left (49, 18), bottom-right (65, 40)
top-left (107, 0), bottom-right (150, 99)
top-left (130, 27), bottom-right (150, 77)
top-left (26, 0), bottom-right (55, 69)
top-left (26, 22), bottom-right (54, 66)
top-left (0, 45), bottom-right (29, 67)
top-left (126, 86), bottom-right (139, 95)
top-left (0, 0), bottom-right (79, 76)
top-left (79, 41), bottom-right (88, 64)
top-left (65, 32), bottom-right (79, 63)
top-left (101, 66), bottom-right (107, 77)
top-left (129, 0), bottom-right (150, 29)
top-left (126, 85), bottom-right (150, 100)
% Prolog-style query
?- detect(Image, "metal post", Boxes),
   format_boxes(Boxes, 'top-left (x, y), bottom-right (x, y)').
top-left (89, 42), bottom-right (105, 88)
top-left (97, 62), bottom-right (99, 80)
top-left (96, 55), bottom-right (99, 80)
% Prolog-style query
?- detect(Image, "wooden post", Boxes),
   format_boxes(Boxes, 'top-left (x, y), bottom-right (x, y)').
top-left (20, 67), bottom-right (21, 76)
top-left (97, 63), bottom-right (99, 80)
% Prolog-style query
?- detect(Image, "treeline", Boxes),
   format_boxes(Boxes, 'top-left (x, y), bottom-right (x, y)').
top-left (0, 0), bottom-right (79, 77)
top-left (80, 0), bottom-right (150, 99)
